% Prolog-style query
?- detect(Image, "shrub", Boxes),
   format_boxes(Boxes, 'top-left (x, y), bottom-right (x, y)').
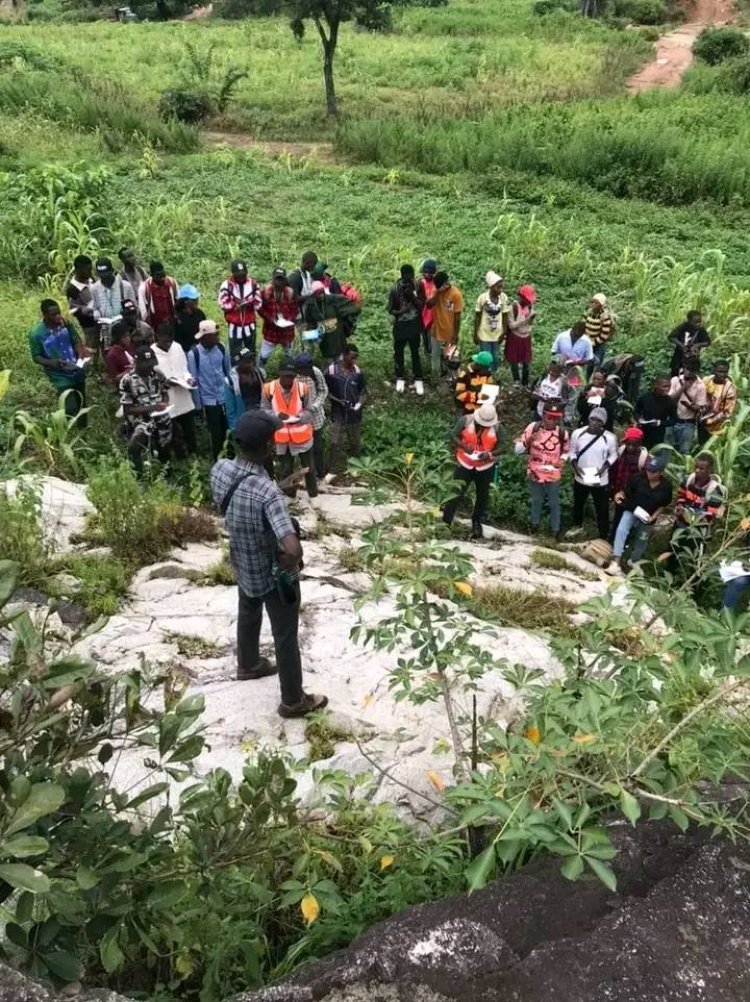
top-left (0, 482), bottom-right (52, 588)
top-left (612, 0), bottom-right (669, 24)
top-left (54, 553), bottom-right (132, 618)
top-left (717, 52), bottom-right (750, 93)
top-left (159, 88), bottom-right (215, 124)
top-left (693, 26), bottom-right (750, 66)
top-left (84, 460), bottom-right (218, 566)
top-left (212, 0), bottom-right (282, 18)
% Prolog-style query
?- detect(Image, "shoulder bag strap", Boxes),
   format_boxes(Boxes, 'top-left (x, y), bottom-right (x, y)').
top-left (574, 431), bottom-right (604, 462)
top-left (220, 471), bottom-right (258, 517)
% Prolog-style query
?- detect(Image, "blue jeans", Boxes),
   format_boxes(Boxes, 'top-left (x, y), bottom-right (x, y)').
top-left (478, 340), bottom-right (501, 371)
top-left (529, 479), bottom-right (561, 533)
top-left (613, 509), bottom-right (652, 562)
top-left (667, 420), bottom-right (696, 455)
top-left (723, 575), bottom-right (750, 611)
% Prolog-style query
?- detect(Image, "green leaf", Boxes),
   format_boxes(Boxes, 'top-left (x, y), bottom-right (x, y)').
top-left (146, 880), bottom-right (187, 910)
top-left (668, 805), bottom-right (690, 832)
top-left (585, 856), bottom-right (617, 892)
top-left (6, 783), bottom-right (65, 836)
top-left (99, 927), bottom-right (124, 973)
top-left (40, 950), bottom-right (82, 982)
top-left (76, 866), bottom-right (98, 891)
top-left (553, 797), bottom-right (573, 830)
top-left (560, 854), bottom-right (584, 881)
top-left (0, 863), bottom-right (50, 893)
top-left (6, 922), bottom-right (28, 949)
top-left (126, 783), bottom-right (169, 809)
top-left (465, 844), bottom-right (496, 892)
top-left (1, 835), bottom-right (49, 858)
top-left (16, 891), bottom-right (33, 924)
top-left (0, 560), bottom-right (19, 608)
top-left (42, 656), bottom-right (94, 689)
top-left (168, 735), bottom-right (204, 763)
top-left (619, 791), bottom-right (641, 826)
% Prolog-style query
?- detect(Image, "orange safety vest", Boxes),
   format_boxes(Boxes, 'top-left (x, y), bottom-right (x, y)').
top-left (269, 380), bottom-right (313, 448)
top-left (456, 422), bottom-right (498, 471)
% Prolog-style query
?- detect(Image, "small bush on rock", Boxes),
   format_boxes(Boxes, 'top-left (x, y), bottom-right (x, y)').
top-left (693, 26), bottom-right (750, 66)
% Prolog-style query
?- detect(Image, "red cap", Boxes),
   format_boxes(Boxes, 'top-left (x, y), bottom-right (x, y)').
top-left (622, 427), bottom-right (644, 443)
top-left (518, 284), bottom-right (537, 304)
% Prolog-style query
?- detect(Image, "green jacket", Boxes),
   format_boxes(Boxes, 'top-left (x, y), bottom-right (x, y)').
top-left (28, 320), bottom-right (84, 391)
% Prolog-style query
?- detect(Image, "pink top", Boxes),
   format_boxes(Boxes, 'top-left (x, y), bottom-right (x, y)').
top-left (519, 422), bottom-right (570, 483)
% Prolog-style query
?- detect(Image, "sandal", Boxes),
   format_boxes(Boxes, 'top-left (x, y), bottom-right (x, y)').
top-left (277, 692), bottom-right (329, 718)
top-left (236, 656), bottom-right (278, 681)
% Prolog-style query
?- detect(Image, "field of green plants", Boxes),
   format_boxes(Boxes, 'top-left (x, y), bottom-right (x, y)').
top-left (2, 1), bottom-right (750, 999)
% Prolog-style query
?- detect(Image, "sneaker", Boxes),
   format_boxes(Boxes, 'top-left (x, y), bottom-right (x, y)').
top-left (237, 656), bottom-right (278, 681)
top-left (396, 379), bottom-right (405, 393)
top-left (415, 380), bottom-right (425, 396)
top-left (471, 520), bottom-right (484, 540)
top-left (564, 526), bottom-right (584, 540)
top-left (604, 561), bottom-right (623, 577)
top-left (278, 692), bottom-right (329, 718)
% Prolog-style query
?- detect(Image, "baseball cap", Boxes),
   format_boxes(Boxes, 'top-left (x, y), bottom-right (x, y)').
top-left (231, 260), bottom-right (248, 275)
top-left (294, 352), bottom-right (314, 368)
top-left (622, 427), bottom-right (644, 443)
top-left (234, 410), bottom-right (280, 449)
top-left (645, 455), bottom-right (668, 472)
top-left (232, 347), bottom-right (255, 366)
top-left (472, 350), bottom-right (494, 368)
top-left (121, 298), bottom-right (137, 314)
top-left (135, 347), bottom-right (156, 363)
top-left (278, 363), bottom-right (297, 376)
top-left (178, 284), bottom-right (200, 300)
top-left (273, 268), bottom-right (287, 280)
top-left (95, 257), bottom-right (114, 274)
top-left (196, 319), bottom-right (218, 339)
top-left (421, 259), bottom-right (437, 274)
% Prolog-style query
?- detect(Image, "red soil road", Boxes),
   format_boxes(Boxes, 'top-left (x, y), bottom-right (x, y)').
top-left (627, 0), bottom-right (736, 92)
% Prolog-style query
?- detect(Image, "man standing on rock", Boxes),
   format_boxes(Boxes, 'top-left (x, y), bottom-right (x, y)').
top-left (211, 410), bottom-right (328, 718)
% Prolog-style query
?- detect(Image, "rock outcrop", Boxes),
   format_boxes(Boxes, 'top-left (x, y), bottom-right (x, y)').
top-left (233, 823), bottom-right (750, 1002)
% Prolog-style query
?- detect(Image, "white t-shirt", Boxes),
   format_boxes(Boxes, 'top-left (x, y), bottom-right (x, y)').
top-left (569, 427), bottom-right (618, 486)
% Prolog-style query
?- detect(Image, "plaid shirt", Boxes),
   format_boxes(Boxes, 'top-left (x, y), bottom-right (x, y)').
top-left (301, 368), bottom-right (328, 431)
top-left (210, 459), bottom-right (295, 597)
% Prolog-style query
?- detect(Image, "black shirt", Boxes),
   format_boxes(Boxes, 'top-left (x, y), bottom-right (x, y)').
top-left (634, 392), bottom-right (677, 447)
top-left (174, 307), bottom-right (206, 354)
top-left (623, 472), bottom-right (673, 515)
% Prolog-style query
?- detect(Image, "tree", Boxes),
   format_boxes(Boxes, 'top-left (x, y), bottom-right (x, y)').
top-left (287, 0), bottom-right (440, 117)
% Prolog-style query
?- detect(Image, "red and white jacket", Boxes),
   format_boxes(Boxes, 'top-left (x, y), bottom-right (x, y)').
top-left (218, 276), bottom-right (262, 338)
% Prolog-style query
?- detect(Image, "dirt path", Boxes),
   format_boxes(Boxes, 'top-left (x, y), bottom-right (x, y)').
top-left (204, 129), bottom-right (336, 163)
top-left (182, 3), bottom-right (213, 18)
top-left (627, 0), bottom-right (735, 91)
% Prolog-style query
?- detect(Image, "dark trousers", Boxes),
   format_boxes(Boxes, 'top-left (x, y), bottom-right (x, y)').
top-left (204, 405), bottom-right (228, 461)
top-left (127, 429), bottom-right (171, 476)
top-left (394, 334), bottom-right (423, 381)
top-left (60, 384), bottom-right (87, 428)
top-left (237, 587), bottom-right (304, 706)
top-left (329, 422), bottom-right (362, 473)
top-left (510, 362), bottom-right (529, 387)
top-left (443, 465), bottom-right (494, 526)
top-left (422, 325), bottom-right (431, 355)
top-left (278, 448), bottom-right (318, 497)
top-left (572, 481), bottom-right (610, 539)
top-left (172, 411), bottom-right (198, 457)
top-left (312, 428), bottom-right (326, 478)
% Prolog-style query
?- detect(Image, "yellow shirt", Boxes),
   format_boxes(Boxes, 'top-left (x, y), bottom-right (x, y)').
top-left (432, 285), bottom-right (464, 344)
top-left (475, 290), bottom-right (509, 343)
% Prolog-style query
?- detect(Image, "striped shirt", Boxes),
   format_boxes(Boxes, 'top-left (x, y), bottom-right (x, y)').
top-left (585, 308), bottom-right (615, 346)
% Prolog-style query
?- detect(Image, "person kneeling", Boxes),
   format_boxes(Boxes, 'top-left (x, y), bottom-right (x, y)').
top-left (443, 402), bottom-right (501, 540)
top-left (119, 346), bottom-right (173, 475)
top-left (606, 455), bottom-right (672, 576)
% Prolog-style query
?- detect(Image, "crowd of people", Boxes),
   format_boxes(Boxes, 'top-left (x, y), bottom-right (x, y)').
top-left (27, 249), bottom-right (741, 715)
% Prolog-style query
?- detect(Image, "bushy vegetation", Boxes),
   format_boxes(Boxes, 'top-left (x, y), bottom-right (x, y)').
top-left (693, 25), bottom-right (750, 65)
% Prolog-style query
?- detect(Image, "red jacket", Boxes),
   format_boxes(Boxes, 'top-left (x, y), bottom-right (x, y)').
top-left (259, 284), bottom-right (297, 344)
top-left (218, 276), bottom-right (261, 327)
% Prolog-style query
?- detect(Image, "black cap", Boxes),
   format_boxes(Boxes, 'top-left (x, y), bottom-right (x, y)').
top-left (232, 347), bottom-right (256, 367)
top-left (273, 267), bottom-right (287, 279)
top-left (95, 257), bottom-right (114, 273)
top-left (135, 347), bottom-right (156, 363)
top-left (231, 259), bottom-right (248, 275)
top-left (278, 363), bottom-right (297, 376)
top-left (121, 298), bottom-right (137, 313)
top-left (234, 411), bottom-right (280, 448)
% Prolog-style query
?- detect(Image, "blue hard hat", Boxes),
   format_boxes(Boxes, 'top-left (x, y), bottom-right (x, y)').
top-left (178, 284), bottom-right (200, 300)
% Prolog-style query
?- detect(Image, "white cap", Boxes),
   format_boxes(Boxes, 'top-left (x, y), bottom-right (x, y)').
top-left (485, 270), bottom-right (503, 288)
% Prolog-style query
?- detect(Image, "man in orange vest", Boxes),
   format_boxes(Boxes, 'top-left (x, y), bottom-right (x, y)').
top-left (442, 401), bottom-right (501, 539)
top-left (262, 363), bottom-right (318, 498)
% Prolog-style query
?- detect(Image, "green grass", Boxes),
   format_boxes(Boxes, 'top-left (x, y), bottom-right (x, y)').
top-left (164, 631), bottom-right (226, 658)
top-left (528, 549), bottom-right (599, 580)
top-left (473, 582), bottom-right (579, 636)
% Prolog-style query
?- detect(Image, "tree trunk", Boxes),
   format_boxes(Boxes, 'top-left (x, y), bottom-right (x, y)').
top-left (323, 39), bottom-right (337, 116)
top-left (315, 17), bottom-right (339, 117)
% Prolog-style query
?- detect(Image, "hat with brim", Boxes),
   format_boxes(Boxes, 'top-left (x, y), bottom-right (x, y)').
top-left (472, 351), bottom-right (494, 368)
top-left (474, 402), bottom-right (498, 427)
top-left (196, 320), bottom-right (218, 339)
